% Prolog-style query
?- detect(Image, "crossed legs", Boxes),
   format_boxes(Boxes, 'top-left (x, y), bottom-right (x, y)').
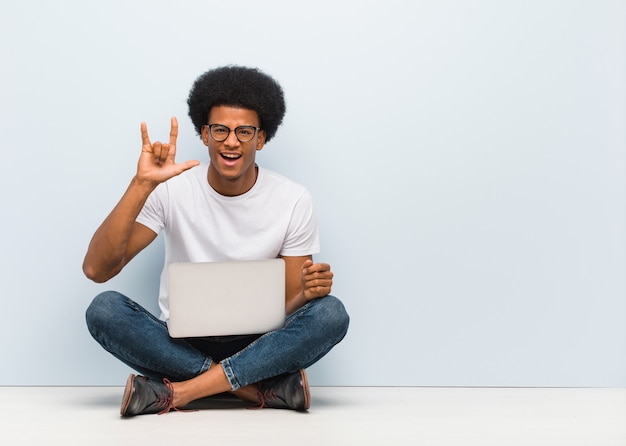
top-left (86, 290), bottom-right (349, 409)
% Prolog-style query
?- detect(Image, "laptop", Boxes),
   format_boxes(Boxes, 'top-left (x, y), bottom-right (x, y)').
top-left (167, 258), bottom-right (286, 338)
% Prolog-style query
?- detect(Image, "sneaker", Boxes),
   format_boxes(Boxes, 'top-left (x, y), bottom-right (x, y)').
top-left (255, 369), bottom-right (310, 411)
top-left (120, 374), bottom-right (175, 417)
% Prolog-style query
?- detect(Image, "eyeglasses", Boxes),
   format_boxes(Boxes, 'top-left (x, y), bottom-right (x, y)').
top-left (203, 124), bottom-right (261, 143)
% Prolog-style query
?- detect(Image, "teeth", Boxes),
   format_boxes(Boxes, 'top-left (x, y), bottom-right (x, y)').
top-left (222, 153), bottom-right (240, 159)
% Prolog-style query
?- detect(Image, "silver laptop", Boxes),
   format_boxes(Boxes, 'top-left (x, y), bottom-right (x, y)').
top-left (167, 259), bottom-right (285, 338)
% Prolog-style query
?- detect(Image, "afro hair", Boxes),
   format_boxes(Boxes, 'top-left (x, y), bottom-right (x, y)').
top-left (187, 65), bottom-right (286, 142)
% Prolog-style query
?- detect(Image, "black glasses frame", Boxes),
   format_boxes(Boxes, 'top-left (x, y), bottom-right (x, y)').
top-left (203, 124), bottom-right (261, 143)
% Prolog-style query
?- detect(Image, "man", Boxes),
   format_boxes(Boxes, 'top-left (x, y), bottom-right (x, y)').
top-left (83, 66), bottom-right (349, 416)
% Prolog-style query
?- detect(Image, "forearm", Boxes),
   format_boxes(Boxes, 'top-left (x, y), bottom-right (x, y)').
top-left (82, 176), bottom-right (156, 282)
top-left (285, 290), bottom-right (309, 316)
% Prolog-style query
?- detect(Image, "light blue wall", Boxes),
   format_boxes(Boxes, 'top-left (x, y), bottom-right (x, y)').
top-left (1, 0), bottom-right (624, 386)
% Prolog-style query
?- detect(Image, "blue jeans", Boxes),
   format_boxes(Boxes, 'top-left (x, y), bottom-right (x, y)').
top-left (85, 291), bottom-right (349, 390)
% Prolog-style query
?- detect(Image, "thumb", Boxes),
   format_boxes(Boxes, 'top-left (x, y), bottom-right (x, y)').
top-left (181, 160), bottom-right (200, 170)
top-left (175, 160), bottom-right (201, 174)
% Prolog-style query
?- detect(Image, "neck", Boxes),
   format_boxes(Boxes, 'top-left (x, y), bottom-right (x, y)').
top-left (207, 164), bottom-right (258, 196)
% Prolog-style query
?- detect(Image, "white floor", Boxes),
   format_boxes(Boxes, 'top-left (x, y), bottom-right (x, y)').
top-left (2, 386), bottom-right (625, 446)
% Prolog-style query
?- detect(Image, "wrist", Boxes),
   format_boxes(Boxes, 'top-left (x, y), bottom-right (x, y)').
top-left (131, 175), bottom-right (159, 194)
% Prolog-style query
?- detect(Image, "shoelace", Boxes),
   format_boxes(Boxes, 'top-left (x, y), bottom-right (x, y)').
top-left (156, 379), bottom-right (176, 415)
top-left (249, 388), bottom-right (280, 410)
top-left (156, 379), bottom-right (198, 415)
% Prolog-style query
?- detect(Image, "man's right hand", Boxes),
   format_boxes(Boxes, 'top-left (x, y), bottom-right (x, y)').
top-left (83, 117), bottom-right (199, 283)
top-left (137, 117), bottom-right (200, 185)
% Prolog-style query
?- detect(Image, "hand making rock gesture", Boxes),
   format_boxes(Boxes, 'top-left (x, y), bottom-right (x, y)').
top-left (137, 117), bottom-right (199, 185)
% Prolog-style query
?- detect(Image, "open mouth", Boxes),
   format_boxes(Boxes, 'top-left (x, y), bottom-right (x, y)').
top-left (221, 153), bottom-right (241, 162)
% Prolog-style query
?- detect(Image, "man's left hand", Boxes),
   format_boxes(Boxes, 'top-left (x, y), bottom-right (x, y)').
top-left (301, 260), bottom-right (333, 301)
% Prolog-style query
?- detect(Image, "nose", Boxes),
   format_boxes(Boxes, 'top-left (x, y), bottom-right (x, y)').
top-left (223, 129), bottom-right (240, 146)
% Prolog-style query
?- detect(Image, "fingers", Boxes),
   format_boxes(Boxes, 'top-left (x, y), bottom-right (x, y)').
top-left (169, 117), bottom-right (178, 147)
top-left (302, 259), bottom-right (314, 271)
top-left (140, 122), bottom-right (151, 149)
top-left (302, 261), bottom-right (333, 299)
top-left (141, 118), bottom-right (178, 164)
top-left (137, 118), bottom-right (199, 183)
top-left (303, 261), bottom-right (330, 276)
top-left (152, 141), bottom-right (172, 165)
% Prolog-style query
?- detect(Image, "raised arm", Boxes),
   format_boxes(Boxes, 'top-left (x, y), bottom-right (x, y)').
top-left (82, 117), bottom-right (199, 283)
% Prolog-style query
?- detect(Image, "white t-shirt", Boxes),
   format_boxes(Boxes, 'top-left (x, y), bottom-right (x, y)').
top-left (136, 163), bottom-right (320, 320)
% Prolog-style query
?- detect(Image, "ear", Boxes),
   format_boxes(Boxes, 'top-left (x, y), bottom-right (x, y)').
top-left (256, 130), bottom-right (266, 151)
top-left (201, 126), bottom-right (209, 146)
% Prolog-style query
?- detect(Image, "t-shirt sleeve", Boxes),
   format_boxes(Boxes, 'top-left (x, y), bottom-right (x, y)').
top-left (280, 189), bottom-right (320, 257)
top-left (136, 184), bottom-right (168, 235)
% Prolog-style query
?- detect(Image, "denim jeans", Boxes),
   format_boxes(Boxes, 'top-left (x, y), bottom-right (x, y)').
top-left (85, 291), bottom-right (349, 390)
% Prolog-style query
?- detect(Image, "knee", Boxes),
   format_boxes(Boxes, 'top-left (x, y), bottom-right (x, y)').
top-left (85, 291), bottom-right (126, 334)
top-left (313, 295), bottom-right (350, 341)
